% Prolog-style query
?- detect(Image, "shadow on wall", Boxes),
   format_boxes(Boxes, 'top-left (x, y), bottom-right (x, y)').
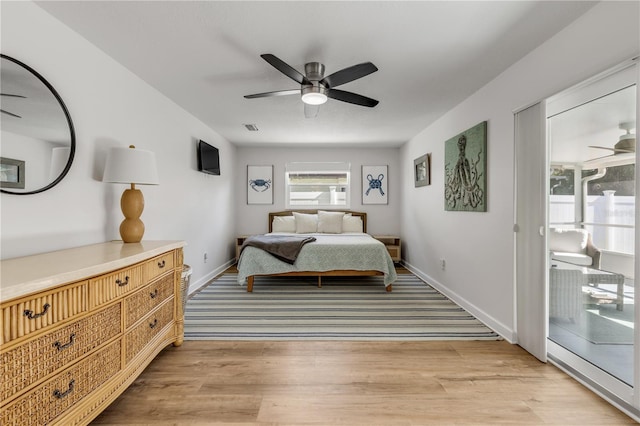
top-left (93, 137), bottom-right (126, 240)
top-left (92, 137), bottom-right (121, 182)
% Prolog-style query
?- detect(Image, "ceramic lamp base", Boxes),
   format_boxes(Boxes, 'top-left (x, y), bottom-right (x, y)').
top-left (119, 187), bottom-right (145, 243)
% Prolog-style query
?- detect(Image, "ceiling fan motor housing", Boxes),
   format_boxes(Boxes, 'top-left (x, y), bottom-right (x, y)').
top-left (615, 136), bottom-right (635, 152)
top-left (304, 62), bottom-right (325, 81)
top-left (302, 62), bottom-right (328, 105)
top-left (614, 122), bottom-right (636, 152)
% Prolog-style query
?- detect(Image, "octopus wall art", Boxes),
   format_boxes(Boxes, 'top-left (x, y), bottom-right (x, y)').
top-left (444, 121), bottom-right (487, 212)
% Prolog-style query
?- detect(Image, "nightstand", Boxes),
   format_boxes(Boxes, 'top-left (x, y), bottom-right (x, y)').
top-left (236, 236), bottom-right (250, 262)
top-left (373, 235), bottom-right (401, 263)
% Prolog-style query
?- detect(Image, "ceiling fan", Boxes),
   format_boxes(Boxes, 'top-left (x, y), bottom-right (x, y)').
top-left (1, 93), bottom-right (26, 118)
top-left (244, 54), bottom-right (379, 118)
top-left (586, 122), bottom-right (636, 163)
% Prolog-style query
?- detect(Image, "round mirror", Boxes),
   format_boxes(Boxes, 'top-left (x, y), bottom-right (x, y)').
top-left (1, 54), bottom-right (75, 195)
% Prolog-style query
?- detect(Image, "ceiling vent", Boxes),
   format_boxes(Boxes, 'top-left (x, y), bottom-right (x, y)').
top-left (243, 124), bottom-right (259, 131)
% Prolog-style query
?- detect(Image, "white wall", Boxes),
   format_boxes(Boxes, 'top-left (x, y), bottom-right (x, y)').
top-left (235, 147), bottom-right (400, 236)
top-left (0, 2), bottom-right (237, 292)
top-left (400, 1), bottom-right (639, 341)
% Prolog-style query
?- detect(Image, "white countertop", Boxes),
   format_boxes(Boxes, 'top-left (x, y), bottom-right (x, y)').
top-left (0, 240), bottom-right (185, 302)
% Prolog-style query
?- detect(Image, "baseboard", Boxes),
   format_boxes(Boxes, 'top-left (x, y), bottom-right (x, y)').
top-left (402, 260), bottom-right (517, 343)
top-left (187, 258), bottom-right (235, 296)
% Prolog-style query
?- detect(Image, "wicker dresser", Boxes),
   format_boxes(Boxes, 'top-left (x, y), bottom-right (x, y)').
top-left (0, 240), bottom-right (185, 426)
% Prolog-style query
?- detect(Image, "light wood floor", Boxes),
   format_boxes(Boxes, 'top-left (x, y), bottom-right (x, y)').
top-left (91, 340), bottom-right (635, 425)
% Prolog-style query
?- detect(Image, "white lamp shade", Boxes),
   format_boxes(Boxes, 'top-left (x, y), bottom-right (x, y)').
top-left (103, 146), bottom-right (159, 185)
top-left (49, 147), bottom-right (71, 181)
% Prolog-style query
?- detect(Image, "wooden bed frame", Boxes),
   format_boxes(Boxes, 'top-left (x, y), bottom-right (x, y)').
top-left (268, 210), bottom-right (368, 233)
top-left (244, 210), bottom-right (389, 292)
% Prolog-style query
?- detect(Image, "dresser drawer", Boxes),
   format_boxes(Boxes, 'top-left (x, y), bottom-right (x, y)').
top-left (89, 264), bottom-right (144, 308)
top-left (147, 252), bottom-right (175, 281)
top-left (0, 340), bottom-right (121, 426)
top-left (1, 281), bottom-right (88, 346)
top-left (124, 274), bottom-right (174, 329)
top-left (0, 303), bottom-right (121, 404)
top-left (125, 299), bottom-right (174, 364)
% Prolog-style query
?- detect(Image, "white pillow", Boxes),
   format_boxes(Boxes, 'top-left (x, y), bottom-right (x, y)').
top-left (272, 216), bottom-right (296, 233)
top-left (549, 228), bottom-right (588, 253)
top-left (343, 215), bottom-right (363, 233)
top-left (549, 229), bottom-right (589, 253)
top-left (317, 211), bottom-right (345, 233)
top-left (293, 212), bottom-right (318, 233)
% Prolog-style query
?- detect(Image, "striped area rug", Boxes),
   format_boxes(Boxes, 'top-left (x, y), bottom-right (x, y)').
top-left (184, 273), bottom-right (501, 340)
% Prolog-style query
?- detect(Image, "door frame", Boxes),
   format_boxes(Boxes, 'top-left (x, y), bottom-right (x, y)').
top-left (515, 58), bottom-right (638, 417)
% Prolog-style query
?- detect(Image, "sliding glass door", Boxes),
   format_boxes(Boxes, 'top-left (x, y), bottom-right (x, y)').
top-left (546, 63), bottom-right (637, 409)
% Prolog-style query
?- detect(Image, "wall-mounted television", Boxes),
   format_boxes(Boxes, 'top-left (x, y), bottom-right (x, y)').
top-left (197, 140), bottom-right (220, 175)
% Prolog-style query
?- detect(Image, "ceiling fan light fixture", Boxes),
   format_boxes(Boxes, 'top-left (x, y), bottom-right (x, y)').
top-left (301, 86), bottom-right (328, 105)
top-left (245, 54), bottom-right (379, 112)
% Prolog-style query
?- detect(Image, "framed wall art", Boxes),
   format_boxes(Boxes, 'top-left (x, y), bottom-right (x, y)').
top-left (444, 121), bottom-right (487, 212)
top-left (247, 165), bottom-right (273, 204)
top-left (0, 157), bottom-right (25, 189)
top-left (414, 154), bottom-right (430, 187)
top-left (362, 165), bottom-right (388, 204)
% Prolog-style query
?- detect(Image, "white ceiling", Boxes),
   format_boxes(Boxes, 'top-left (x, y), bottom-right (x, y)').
top-left (36, 1), bottom-right (597, 147)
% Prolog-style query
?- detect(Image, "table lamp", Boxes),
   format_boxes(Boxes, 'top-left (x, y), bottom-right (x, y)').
top-left (103, 145), bottom-right (159, 243)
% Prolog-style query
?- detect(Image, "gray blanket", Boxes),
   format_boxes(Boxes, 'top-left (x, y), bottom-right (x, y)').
top-left (240, 235), bottom-right (316, 265)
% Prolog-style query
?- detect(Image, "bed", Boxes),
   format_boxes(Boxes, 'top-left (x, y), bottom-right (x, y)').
top-left (237, 210), bottom-right (397, 292)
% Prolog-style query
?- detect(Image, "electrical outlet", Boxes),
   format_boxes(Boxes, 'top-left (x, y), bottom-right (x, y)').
top-left (440, 258), bottom-right (446, 270)
top-left (203, 252), bottom-right (208, 263)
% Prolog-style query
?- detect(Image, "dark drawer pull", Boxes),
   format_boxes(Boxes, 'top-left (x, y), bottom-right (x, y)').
top-left (116, 276), bottom-right (129, 287)
top-left (157, 260), bottom-right (166, 268)
top-left (149, 318), bottom-right (158, 329)
top-left (53, 379), bottom-right (75, 399)
top-left (53, 333), bottom-right (76, 351)
top-left (24, 303), bottom-right (50, 319)
top-left (150, 289), bottom-right (159, 299)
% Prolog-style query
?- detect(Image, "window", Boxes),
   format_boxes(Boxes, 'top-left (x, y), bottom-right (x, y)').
top-left (549, 162), bottom-right (636, 254)
top-left (285, 162), bottom-right (350, 209)
top-left (549, 165), bottom-right (577, 227)
top-left (583, 163), bottom-right (635, 254)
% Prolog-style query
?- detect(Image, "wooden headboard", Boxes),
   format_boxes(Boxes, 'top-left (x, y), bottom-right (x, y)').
top-left (268, 210), bottom-right (367, 233)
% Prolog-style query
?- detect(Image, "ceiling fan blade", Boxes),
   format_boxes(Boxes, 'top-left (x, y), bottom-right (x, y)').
top-left (1, 93), bottom-right (27, 98)
top-left (589, 145), bottom-right (617, 151)
top-left (1, 109), bottom-right (22, 118)
top-left (244, 89), bottom-right (300, 99)
top-left (320, 62), bottom-right (378, 88)
top-left (584, 153), bottom-right (616, 163)
top-left (588, 145), bottom-right (635, 153)
top-left (260, 54), bottom-right (309, 85)
top-left (304, 103), bottom-right (319, 119)
top-left (328, 89), bottom-right (379, 107)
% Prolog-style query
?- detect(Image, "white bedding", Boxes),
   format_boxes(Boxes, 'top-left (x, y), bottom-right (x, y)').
top-left (237, 232), bottom-right (397, 287)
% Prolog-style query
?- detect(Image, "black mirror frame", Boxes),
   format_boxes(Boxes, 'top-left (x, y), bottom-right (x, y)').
top-left (1, 54), bottom-right (76, 195)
